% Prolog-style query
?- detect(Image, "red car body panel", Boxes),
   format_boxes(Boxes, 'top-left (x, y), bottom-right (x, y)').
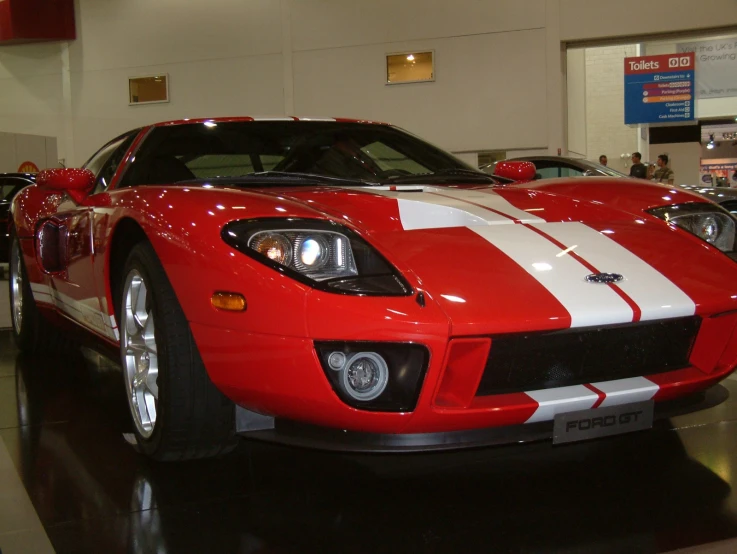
top-left (10, 118), bottom-right (737, 442)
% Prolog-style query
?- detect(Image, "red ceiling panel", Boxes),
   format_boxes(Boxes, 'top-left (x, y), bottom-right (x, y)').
top-left (0, 0), bottom-right (76, 45)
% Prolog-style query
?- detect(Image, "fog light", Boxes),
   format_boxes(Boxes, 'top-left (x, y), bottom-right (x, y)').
top-left (341, 352), bottom-right (389, 401)
top-left (327, 351), bottom-right (346, 371)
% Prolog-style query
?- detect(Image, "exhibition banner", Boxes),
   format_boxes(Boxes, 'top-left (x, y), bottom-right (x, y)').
top-left (700, 158), bottom-right (737, 187)
top-left (677, 38), bottom-right (737, 99)
top-left (624, 53), bottom-right (695, 125)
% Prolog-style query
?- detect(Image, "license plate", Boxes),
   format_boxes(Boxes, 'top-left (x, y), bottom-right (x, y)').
top-left (553, 400), bottom-right (654, 445)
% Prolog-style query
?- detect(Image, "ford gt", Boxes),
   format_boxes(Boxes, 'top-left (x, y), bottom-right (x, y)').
top-left (8, 117), bottom-right (737, 460)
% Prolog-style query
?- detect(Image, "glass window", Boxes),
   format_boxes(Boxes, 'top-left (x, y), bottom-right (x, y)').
top-left (386, 52), bottom-right (434, 84)
top-left (535, 167), bottom-right (562, 179)
top-left (1, 179), bottom-right (30, 200)
top-left (84, 131), bottom-right (139, 194)
top-left (129, 75), bottom-right (169, 105)
top-left (184, 154), bottom-right (255, 178)
top-left (559, 166), bottom-right (584, 177)
top-left (119, 121), bottom-right (469, 187)
top-left (260, 154), bottom-right (285, 171)
top-left (360, 142), bottom-right (429, 174)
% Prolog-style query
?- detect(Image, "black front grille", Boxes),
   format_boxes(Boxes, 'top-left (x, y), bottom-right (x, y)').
top-left (475, 316), bottom-right (701, 396)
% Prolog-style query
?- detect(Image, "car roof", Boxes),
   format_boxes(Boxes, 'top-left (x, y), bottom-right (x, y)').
top-left (152, 116), bottom-right (391, 127)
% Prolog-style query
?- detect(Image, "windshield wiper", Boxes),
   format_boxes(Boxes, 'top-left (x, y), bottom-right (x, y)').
top-left (387, 168), bottom-right (497, 184)
top-left (174, 171), bottom-right (379, 187)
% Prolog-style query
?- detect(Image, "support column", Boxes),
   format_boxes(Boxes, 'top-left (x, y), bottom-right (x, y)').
top-left (59, 42), bottom-right (75, 166)
top-left (280, 0), bottom-right (295, 116)
top-left (545, 0), bottom-right (566, 156)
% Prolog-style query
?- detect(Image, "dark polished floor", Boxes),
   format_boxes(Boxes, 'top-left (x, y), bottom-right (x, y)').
top-left (2, 329), bottom-right (737, 553)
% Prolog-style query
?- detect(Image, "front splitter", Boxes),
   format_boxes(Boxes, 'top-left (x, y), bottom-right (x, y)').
top-left (236, 384), bottom-right (729, 453)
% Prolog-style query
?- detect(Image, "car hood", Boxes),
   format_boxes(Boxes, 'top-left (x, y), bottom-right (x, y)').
top-left (270, 178), bottom-right (737, 334)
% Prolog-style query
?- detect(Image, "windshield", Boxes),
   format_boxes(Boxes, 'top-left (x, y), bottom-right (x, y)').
top-left (119, 121), bottom-right (478, 187)
top-left (590, 162), bottom-right (628, 177)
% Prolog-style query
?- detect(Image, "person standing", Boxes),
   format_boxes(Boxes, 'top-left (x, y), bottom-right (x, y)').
top-left (652, 154), bottom-right (675, 184)
top-left (629, 152), bottom-right (647, 179)
top-left (599, 155), bottom-right (608, 167)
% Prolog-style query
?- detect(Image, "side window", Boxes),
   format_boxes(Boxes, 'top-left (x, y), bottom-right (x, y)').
top-left (559, 166), bottom-right (584, 178)
top-left (0, 179), bottom-right (11, 200)
top-left (0, 178), bottom-right (29, 201)
top-left (84, 132), bottom-right (139, 194)
top-left (535, 167), bottom-right (562, 179)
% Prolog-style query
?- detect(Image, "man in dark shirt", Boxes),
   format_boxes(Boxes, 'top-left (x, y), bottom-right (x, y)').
top-left (629, 152), bottom-right (647, 179)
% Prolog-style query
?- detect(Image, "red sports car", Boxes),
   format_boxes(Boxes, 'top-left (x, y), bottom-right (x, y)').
top-left (8, 117), bottom-right (737, 460)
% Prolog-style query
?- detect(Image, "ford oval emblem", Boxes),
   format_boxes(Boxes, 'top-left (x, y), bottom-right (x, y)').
top-left (585, 273), bottom-right (624, 284)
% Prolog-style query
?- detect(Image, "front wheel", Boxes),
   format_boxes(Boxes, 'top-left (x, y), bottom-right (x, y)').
top-left (119, 242), bottom-right (237, 461)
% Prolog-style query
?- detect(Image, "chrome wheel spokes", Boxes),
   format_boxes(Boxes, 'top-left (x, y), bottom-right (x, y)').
top-left (122, 270), bottom-right (159, 438)
top-left (10, 241), bottom-right (23, 336)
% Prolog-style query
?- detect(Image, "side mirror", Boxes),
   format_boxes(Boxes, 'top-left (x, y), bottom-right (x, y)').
top-left (37, 168), bottom-right (95, 203)
top-left (494, 161), bottom-right (537, 182)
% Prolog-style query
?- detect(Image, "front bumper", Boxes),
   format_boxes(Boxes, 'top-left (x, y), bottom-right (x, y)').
top-left (190, 312), bottom-right (737, 439)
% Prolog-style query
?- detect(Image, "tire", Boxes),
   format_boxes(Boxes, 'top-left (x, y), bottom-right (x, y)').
top-left (9, 236), bottom-right (74, 353)
top-left (118, 241), bottom-right (237, 461)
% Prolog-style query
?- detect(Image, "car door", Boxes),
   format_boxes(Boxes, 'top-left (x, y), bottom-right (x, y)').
top-left (49, 132), bottom-right (138, 339)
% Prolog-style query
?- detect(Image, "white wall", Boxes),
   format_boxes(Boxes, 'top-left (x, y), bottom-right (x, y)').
top-left (559, 0), bottom-right (737, 42)
top-left (649, 142), bottom-right (702, 185)
top-left (566, 48), bottom-right (587, 157)
top-left (1, 0), bottom-right (736, 166)
top-left (584, 45), bottom-right (638, 173)
top-left (0, 43), bottom-right (65, 152)
top-left (293, 29), bottom-right (548, 153)
top-left (0, 132), bottom-right (58, 173)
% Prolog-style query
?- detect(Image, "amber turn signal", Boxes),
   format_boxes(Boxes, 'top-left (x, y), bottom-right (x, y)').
top-left (211, 291), bottom-right (247, 312)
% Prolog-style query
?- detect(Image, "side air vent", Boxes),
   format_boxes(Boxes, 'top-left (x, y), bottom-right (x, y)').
top-left (37, 220), bottom-right (69, 273)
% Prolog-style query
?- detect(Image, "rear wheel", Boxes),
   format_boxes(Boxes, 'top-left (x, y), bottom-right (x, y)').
top-left (9, 237), bottom-right (72, 353)
top-left (119, 242), bottom-right (237, 461)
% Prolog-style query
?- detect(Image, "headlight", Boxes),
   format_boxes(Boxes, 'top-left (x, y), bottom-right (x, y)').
top-left (222, 219), bottom-right (412, 295)
top-left (649, 203), bottom-right (737, 253)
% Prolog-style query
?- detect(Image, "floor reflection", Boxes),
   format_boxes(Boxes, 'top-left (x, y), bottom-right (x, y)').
top-left (4, 342), bottom-right (737, 553)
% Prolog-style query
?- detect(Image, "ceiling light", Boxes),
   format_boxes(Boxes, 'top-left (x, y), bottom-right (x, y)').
top-left (707, 133), bottom-right (716, 149)
top-left (406, 54), bottom-right (415, 61)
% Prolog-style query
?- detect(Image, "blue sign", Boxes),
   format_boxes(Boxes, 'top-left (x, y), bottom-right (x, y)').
top-left (624, 53), bottom-right (695, 125)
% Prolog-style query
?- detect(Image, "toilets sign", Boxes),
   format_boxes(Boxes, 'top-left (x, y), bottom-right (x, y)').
top-left (624, 53), bottom-right (695, 125)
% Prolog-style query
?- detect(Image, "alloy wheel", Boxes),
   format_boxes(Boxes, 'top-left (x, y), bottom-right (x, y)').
top-left (10, 241), bottom-right (23, 336)
top-left (121, 269), bottom-right (159, 438)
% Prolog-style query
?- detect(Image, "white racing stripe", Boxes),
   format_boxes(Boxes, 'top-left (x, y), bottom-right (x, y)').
top-left (470, 225), bottom-right (635, 327)
top-left (369, 188), bottom-right (513, 229)
top-left (591, 377), bottom-right (659, 408)
top-left (532, 222), bottom-right (695, 321)
top-left (367, 186), bottom-right (542, 230)
top-left (30, 283), bottom-right (53, 304)
top-left (29, 282), bottom-right (118, 341)
top-left (523, 377), bottom-right (660, 423)
top-left (429, 188), bottom-right (545, 224)
top-left (525, 385), bottom-right (599, 423)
